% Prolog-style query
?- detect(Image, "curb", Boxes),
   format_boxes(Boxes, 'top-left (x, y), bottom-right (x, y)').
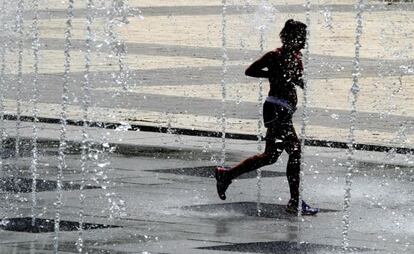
top-left (3, 114), bottom-right (414, 155)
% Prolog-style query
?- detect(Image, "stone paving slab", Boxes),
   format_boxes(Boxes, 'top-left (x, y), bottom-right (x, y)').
top-left (1, 0), bottom-right (413, 149)
top-left (0, 121), bottom-right (413, 253)
top-left (21, 2), bottom-right (414, 21)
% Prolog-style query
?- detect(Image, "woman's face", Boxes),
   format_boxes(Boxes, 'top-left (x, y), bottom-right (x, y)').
top-left (284, 29), bottom-right (306, 51)
top-left (292, 30), bottom-right (306, 50)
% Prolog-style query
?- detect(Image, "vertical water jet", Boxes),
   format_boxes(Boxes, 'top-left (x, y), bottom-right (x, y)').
top-left (0, 1), bottom-right (7, 198)
top-left (77, 0), bottom-right (94, 252)
top-left (299, 0), bottom-right (312, 216)
top-left (342, 0), bottom-right (364, 252)
top-left (106, 0), bottom-right (130, 91)
top-left (220, 0), bottom-right (228, 168)
top-left (256, 26), bottom-right (265, 217)
top-left (30, 0), bottom-right (40, 227)
top-left (15, 0), bottom-right (24, 160)
top-left (54, 0), bottom-right (74, 252)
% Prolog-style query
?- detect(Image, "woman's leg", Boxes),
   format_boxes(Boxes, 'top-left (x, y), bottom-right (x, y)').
top-left (283, 125), bottom-right (301, 207)
top-left (227, 127), bottom-right (284, 180)
top-left (215, 127), bottom-right (284, 200)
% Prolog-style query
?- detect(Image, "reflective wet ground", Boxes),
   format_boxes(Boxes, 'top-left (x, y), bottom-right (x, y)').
top-left (0, 121), bottom-right (413, 253)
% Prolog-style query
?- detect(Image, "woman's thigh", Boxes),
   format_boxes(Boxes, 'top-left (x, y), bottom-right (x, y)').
top-left (265, 124), bottom-right (300, 155)
top-left (264, 127), bottom-right (285, 155)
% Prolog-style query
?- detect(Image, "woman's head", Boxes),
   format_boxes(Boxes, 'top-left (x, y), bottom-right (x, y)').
top-left (280, 19), bottom-right (307, 50)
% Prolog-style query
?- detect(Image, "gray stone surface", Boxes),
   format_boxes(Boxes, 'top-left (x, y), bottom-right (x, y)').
top-left (0, 121), bottom-right (413, 253)
top-left (21, 3), bottom-right (414, 19)
top-left (1, 1), bottom-right (414, 253)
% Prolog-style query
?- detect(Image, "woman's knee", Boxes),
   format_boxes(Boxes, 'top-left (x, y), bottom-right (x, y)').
top-left (287, 143), bottom-right (301, 170)
top-left (259, 152), bottom-right (280, 165)
top-left (285, 142), bottom-right (301, 157)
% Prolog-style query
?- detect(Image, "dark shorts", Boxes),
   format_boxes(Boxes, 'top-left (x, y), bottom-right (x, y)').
top-left (263, 101), bottom-right (293, 129)
top-left (263, 101), bottom-right (298, 145)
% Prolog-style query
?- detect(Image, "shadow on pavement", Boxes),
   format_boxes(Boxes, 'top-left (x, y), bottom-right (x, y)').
top-left (0, 177), bottom-right (100, 193)
top-left (0, 217), bottom-right (119, 233)
top-left (148, 166), bottom-right (285, 179)
top-left (181, 202), bottom-right (339, 219)
top-left (198, 240), bottom-right (374, 254)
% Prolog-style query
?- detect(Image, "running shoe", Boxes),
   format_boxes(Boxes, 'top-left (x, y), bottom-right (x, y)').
top-left (214, 167), bottom-right (232, 200)
top-left (286, 200), bottom-right (319, 216)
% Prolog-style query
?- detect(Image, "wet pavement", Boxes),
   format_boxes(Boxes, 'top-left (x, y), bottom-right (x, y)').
top-left (0, 121), bottom-right (413, 253)
top-left (1, 0), bottom-right (414, 253)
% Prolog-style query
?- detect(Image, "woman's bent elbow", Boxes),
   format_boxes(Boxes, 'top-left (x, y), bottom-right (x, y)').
top-left (245, 68), bottom-right (254, 77)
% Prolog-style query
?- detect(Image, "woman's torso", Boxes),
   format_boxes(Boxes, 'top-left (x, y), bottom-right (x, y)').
top-left (266, 48), bottom-right (303, 109)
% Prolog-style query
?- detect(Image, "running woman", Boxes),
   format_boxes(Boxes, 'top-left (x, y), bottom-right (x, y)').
top-left (214, 19), bottom-right (319, 215)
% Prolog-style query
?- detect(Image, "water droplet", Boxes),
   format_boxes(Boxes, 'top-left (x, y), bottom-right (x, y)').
top-left (331, 113), bottom-right (339, 120)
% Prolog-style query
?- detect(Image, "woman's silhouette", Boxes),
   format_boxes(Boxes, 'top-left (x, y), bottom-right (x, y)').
top-left (215, 19), bottom-right (319, 215)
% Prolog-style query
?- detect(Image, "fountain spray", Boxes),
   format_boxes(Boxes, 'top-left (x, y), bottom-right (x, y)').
top-left (30, 0), bottom-right (40, 227)
top-left (15, 0), bottom-right (24, 160)
top-left (54, 0), bottom-right (74, 252)
top-left (342, 0), bottom-right (364, 252)
top-left (220, 0), bottom-right (228, 168)
top-left (256, 22), bottom-right (266, 217)
top-left (299, 0), bottom-right (312, 217)
top-left (76, 0), bottom-right (94, 252)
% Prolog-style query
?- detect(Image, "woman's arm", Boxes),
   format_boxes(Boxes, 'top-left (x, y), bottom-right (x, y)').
top-left (245, 52), bottom-right (271, 78)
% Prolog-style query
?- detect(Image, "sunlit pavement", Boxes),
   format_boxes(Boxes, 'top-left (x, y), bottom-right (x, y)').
top-left (1, 0), bottom-right (414, 148)
top-left (0, 121), bottom-right (412, 253)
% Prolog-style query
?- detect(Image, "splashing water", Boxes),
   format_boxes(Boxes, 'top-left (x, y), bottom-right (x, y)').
top-left (342, 0), bottom-right (364, 252)
top-left (15, 0), bottom-right (24, 160)
top-left (115, 121), bottom-right (132, 132)
top-left (76, 0), bottom-right (94, 252)
top-left (30, 0), bottom-right (40, 227)
top-left (322, 7), bottom-right (334, 31)
top-left (100, 133), bottom-right (113, 217)
top-left (256, 23), bottom-right (266, 217)
top-left (235, 1), bottom-right (252, 103)
top-left (385, 76), bottom-right (409, 162)
top-left (54, 0), bottom-right (74, 252)
top-left (253, 0), bottom-right (276, 32)
top-left (0, 1), bottom-right (7, 209)
top-left (97, 134), bottom-right (127, 221)
top-left (105, 0), bottom-right (130, 91)
top-left (220, 0), bottom-right (228, 167)
top-left (166, 112), bottom-right (173, 134)
top-left (0, 1), bottom-right (14, 219)
top-left (298, 0), bottom-right (312, 218)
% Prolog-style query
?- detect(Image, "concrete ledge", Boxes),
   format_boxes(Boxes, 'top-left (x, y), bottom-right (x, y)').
top-left (3, 113), bottom-right (414, 155)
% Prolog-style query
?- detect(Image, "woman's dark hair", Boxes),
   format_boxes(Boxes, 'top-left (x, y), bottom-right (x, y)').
top-left (280, 19), bottom-right (307, 44)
